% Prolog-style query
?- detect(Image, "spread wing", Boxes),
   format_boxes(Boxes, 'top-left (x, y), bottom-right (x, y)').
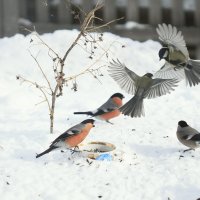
top-left (50, 123), bottom-right (85, 146)
top-left (108, 59), bottom-right (140, 95)
top-left (93, 98), bottom-right (119, 116)
top-left (156, 23), bottom-right (189, 59)
top-left (144, 77), bottom-right (179, 99)
top-left (154, 62), bottom-right (185, 80)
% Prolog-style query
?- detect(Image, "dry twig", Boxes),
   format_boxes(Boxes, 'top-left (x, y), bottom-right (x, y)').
top-left (17, 2), bottom-right (121, 133)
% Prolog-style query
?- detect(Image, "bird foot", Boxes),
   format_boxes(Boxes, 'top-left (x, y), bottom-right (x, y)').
top-left (183, 148), bottom-right (194, 153)
top-left (178, 154), bottom-right (184, 160)
top-left (174, 66), bottom-right (181, 71)
top-left (174, 63), bottom-right (185, 71)
top-left (106, 120), bottom-right (114, 125)
top-left (70, 146), bottom-right (80, 154)
top-left (178, 148), bottom-right (195, 159)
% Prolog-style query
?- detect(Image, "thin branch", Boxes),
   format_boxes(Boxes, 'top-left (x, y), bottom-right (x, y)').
top-left (31, 32), bottom-right (60, 59)
top-left (17, 76), bottom-right (51, 112)
top-left (61, 31), bottom-right (82, 65)
top-left (87, 70), bottom-right (102, 84)
top-left (87, 17), bottom-right (124, 32)
top-left (35, 99), bottom-right (47, 106)
top-left (18, 2), bottom-right (121, 133)
top-left (64, 41), bottom-right (116, 81)
top-left (81, 4), bottom-right (103, 31)
top-left (29, 51), bottom-right (53, 94)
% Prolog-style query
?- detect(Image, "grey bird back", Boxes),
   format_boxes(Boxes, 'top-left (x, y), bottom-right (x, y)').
top-left (67, 123), bottom-right (86, 135)
top-left (98, 98), bottom-right (119, 111)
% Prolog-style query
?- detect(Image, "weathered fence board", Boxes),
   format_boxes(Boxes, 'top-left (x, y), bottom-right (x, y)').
top-left (19, 0), bottom-right (27, 19)
top-left (103, 0), bottom-right (116, 23)
top-left (113, 27), bottom-right (200, 46)
top-left (171, 0), bottom-right (184, 26)
top-left (36, 0), bottom-right (48, 23)
top-left (195, 0), bottom-right (200, 27)
top-left (80, 0), bottom-right (94, 21)
top-left (1, 0), bottom-right (200, 36)
top-left (0, 0), bottom-right (200, 58)
top-left (1, 0), bottom-right (19, 37)
top-left (58, 0), bottom-right (72, 24)
top-left (126, 0), bottom-right (139, 22)
top-left (0, 0), bottom-right (3, 37)
top-left (149, 0), bottom-right (161, 25)
top-left (82, 0), bottom-right (93, 13)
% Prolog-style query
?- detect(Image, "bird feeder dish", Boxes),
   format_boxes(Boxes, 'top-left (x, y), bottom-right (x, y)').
top-left (78, 141), bottom-right (116, 160)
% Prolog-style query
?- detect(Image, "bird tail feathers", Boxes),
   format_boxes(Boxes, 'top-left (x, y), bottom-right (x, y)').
top-left (119, 96), bottom-right (144, 118)
top-left (73, 111), bottom-right (94, 116)
top-left (185, 59), bottom-right (200, 86)
top-left (36, 146), bottom-right (58, 158)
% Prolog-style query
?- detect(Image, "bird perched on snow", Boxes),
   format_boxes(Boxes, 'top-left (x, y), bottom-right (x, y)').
top-left (36, 119), bottom-right (95, 158)
top-left (74, 93), bottom-right (124, 124)
top-left (177, 120), bottom-right (200, 152)
top-left (108, 59), bottom-right (178, 118)
top-left (155, 23), bottom-right (200, 86)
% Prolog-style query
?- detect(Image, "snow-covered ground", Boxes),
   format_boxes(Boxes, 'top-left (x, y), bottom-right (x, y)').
top-left (1, 29), bottom-right (200, 200)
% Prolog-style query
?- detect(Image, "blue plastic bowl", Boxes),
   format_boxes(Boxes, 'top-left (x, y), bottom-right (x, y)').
top-left (95, 153), bottom-right (113, 161)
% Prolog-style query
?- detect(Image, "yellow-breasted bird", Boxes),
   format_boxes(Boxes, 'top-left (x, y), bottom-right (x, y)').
top-left (155, 23), bottom-right (200, 87)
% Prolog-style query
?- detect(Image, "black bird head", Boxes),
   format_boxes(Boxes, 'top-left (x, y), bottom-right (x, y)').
top-left (144, 73), bottom-right (153, 78)
top-left (81, 119), bottom-right (95, 126)
top-left (159, 47), bottom-right (169, 60)
top-left (111, 93), bottom-right (125, 99)
top-left (178, 120), bottom-right (188, 128)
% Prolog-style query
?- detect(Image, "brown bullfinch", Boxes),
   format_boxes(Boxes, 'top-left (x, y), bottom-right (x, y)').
top-left (108, 59), bottom-right (178, 118)
top-left (155, 23), bottom-right (200, 86)
top-left (177, 120), bottom-right (200, 152)
top-left (74, 93), bottom-right (124, 124)
top-left (36, 119), bottom-right (95, 158)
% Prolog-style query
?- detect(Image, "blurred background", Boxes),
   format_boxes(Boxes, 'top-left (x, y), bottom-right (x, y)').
top-left (0, 0), bottom-right (200, 58)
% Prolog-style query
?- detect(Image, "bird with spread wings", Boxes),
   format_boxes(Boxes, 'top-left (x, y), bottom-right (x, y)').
top-left (108, 59), bottom-right (179, 118)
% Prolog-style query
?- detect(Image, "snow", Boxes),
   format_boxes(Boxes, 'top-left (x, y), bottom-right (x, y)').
top-left (121, 21), bottom-right (148, 30)
top-left (1, 29), bottom-right (200, 200)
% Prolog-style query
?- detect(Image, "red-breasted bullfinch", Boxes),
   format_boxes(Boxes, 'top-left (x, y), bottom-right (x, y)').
top-left (36, 119), bottom-right (95, 158)
top-left (74, 93), bottom-right (124, 124)
top-left (155, 23), bottom-right (200, 86)
top-left (108, 59), bottom-right (178, 118)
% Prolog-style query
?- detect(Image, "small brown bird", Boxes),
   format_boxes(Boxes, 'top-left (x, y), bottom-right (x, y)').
top-left (177, 120), bottom-right (200, 152)
top-left (74, 93), bottom-right (124, 124)
top-left (108, 59), bottom-right (179, 117)
top-left (155, 23), bottom-right (200, 86)
top-left (36, 119), bottom-right (95, 158)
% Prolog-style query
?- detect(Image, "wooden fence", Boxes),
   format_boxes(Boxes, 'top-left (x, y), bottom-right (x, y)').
top-left (0, 0), bottom-right (200, 58)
